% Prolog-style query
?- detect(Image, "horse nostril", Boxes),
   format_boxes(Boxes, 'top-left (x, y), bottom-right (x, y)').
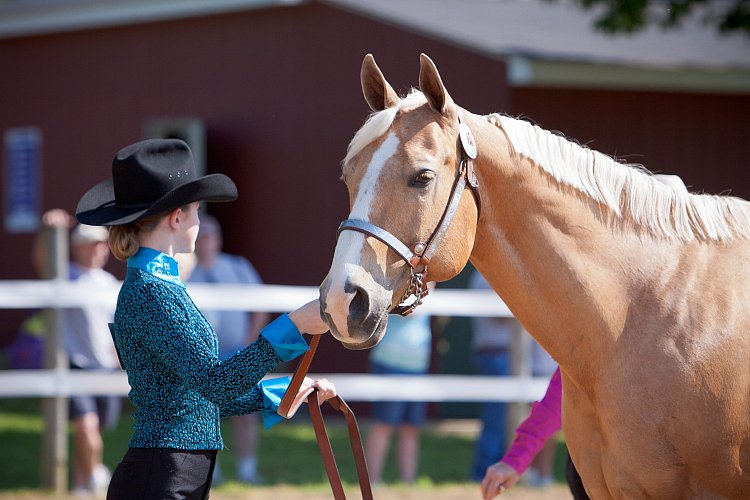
top-left (345, 280), bottom-right (370, 323)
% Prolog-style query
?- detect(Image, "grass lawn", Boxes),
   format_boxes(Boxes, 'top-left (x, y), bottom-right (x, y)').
top-left (0, 398), bottom-right (568, 493)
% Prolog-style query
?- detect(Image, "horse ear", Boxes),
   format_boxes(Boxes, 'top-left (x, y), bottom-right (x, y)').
top-left (361, 54), bottom-right (400, 112)
top-left (419, 53), bottom-right (451, 114)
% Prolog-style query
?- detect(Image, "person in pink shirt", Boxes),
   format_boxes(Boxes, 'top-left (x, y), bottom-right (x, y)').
top-left (480, 367), bottom-right (588, 499)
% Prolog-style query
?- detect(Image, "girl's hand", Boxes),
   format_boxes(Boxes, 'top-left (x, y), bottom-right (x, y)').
top-left (296, 377), bottom-right (337, 406)
top-left (310, 378), bottom-right (336, 402)
top-left (289, 299), bottom-right (329, 335)
top-left (481, 461), bottom-right (520, 499)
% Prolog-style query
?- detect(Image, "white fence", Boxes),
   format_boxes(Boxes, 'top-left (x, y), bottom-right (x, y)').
top-left (0, 280), bottom-right (550, 402)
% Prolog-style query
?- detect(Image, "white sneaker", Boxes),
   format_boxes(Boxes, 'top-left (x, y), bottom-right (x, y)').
top-left (89, 464), bottom-right (111, 492)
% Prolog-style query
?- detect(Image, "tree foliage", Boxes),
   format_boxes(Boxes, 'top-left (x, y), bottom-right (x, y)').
top-left (567, 0), bottom-right (750, 36)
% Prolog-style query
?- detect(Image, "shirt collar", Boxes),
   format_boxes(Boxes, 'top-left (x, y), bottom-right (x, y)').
top-left (128, 247), bottom-right (186, 288)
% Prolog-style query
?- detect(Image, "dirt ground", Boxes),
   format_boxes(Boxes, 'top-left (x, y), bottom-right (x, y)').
top-left (0, 484), bottom-right (572, 500)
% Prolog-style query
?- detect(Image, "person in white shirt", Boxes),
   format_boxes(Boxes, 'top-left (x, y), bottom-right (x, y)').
top-left (36, 210), bottom-right (121, 494)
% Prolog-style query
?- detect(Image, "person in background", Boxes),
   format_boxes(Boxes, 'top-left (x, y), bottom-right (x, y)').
top-left (480, 367), bottom-right (591, 499)
top-left (76, 138), bottom-right (335, 499)
top-left (524, 332), bottom-right (558, 487)
top-left (66, 220), bottom-right (123, 496)
top-left (6, 210), bottom-right (81, 371)
top-left (33, 208), bottom-right (122, 495)
top-left (364, 294), bottom-right (434, 485)
top-left (188, 214), bottom-right (270, 484)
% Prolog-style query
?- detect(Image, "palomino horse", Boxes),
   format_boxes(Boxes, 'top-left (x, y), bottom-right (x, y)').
top-left (319, 53), bottom-right (750, 498)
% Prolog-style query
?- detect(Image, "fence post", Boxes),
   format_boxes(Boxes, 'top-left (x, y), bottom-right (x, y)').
top-left (40, 224), bottom-right (69, 494)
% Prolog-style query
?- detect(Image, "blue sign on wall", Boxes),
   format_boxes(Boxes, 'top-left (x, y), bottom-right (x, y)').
top-left (4, 127), bottom-right (41, 233)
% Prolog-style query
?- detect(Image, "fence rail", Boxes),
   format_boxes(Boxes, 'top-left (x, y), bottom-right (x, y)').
top-left (0, 280), bottom-right (513, 316)
top-left (0, 280), bottom-right (545, 401)
top-left (0, 369), bottom-right (549, 402)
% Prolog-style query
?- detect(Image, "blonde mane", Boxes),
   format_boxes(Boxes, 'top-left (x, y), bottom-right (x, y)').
top-left (344, 89), bottom-right (750, 242)
top-left (491, 114), bottom-right (750, 242)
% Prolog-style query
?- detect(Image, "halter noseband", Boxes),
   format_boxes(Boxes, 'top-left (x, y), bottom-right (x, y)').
top-left (337, 113), bottom-right (480, 316)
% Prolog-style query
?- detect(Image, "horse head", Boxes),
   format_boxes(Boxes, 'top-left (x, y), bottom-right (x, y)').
top-left (320, 54), bottom-right (480, 349)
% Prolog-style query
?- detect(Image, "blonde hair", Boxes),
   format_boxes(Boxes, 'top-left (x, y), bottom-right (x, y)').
top-left (108, 213), bottom-right (165, 261)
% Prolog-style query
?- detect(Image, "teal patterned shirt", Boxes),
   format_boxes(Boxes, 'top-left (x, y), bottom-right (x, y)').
top-left (112, 247), bottom-right (308, 450)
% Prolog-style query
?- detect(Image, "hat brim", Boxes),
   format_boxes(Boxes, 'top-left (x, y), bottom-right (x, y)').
top-left (76, 173), bottom-right (237, 226)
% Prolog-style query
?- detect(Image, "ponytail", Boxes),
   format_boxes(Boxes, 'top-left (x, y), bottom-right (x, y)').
top-left (107, 213), bottom-right (165, 261)
top-left (108, 225), bottom-right (139, 261)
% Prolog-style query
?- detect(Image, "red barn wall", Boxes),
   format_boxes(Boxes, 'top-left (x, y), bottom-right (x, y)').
top-left (0, 2), bottom-right (508, 371)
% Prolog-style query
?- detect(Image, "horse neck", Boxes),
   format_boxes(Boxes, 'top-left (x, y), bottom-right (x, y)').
top-left (467, 118), bottom-right (654, 373)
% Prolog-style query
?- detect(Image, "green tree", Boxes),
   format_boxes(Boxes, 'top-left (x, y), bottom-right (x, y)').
top-left (566, 0), bottom-right (750, 36)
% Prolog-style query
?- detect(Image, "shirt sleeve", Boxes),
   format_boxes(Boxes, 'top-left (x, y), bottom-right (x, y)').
top-left (257, 376), bottom-right (293, 429)
top-left (137, 284), bottom-right (306, 407)
top-left (501, 367), bottom-right (562, 474)
top-left (260, 314), bottom-right (309, 362)
top-left (219, 387), bottom-right (264, 418)
top-left (218, 377), bottom-right (294, 429)
top-left (219, 376), bottom-right (295, 429)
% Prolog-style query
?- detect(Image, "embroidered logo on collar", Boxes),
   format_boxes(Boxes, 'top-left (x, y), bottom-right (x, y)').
top-left (128, 248), bottom-right (186, 288)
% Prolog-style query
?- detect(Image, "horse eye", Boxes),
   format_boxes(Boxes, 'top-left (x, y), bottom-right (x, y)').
top-left (410, 170), bottom-right (435, 187)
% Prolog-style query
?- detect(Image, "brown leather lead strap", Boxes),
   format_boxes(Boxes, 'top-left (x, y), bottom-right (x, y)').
top-left (278, 335), bottom-right (373, 500)
top-left (308, 391), bottom-right (347, 499)
top-left (277, 335), bottom-right (320, 418)
top-left (327, 396), bottom-right (374, 500)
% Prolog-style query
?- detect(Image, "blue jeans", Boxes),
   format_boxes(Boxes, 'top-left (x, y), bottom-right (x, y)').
top-left (369, 361), bottom-right (428, 427)
top-left (471, 351), bottom-right (511, 481)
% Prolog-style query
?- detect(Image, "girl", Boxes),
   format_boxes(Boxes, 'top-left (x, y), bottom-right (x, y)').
top-left (76, 138), bottom-right (334, 499)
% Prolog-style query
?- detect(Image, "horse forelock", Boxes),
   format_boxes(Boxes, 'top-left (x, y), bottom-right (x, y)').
top-left (490, 113), bottom-right (750, 243)
top-left (344, 90), bottom-right (428, 166)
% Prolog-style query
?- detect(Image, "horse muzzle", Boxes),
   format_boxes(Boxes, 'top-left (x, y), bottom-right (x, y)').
top-left (319, 273), bottom-right (391, 350)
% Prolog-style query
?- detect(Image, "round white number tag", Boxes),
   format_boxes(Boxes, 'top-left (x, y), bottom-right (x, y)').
top-left (459, 122), bottom-right (477, 159)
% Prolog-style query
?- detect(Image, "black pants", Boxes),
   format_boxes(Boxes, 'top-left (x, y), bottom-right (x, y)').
top-left (107, 448), bottom-right (217, 500)
top-left (566, 452), bottom-right (591, 500)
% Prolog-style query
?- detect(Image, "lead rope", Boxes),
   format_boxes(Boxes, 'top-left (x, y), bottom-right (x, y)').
top-left (277, 335), bottom-right (374, 500)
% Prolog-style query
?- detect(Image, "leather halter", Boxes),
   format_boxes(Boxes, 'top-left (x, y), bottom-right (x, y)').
top-left (337, 114), bottom-right (480, 315)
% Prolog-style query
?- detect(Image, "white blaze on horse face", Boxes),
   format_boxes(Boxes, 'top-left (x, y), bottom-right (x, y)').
top-left (324, 133), bottom-right (399, 335)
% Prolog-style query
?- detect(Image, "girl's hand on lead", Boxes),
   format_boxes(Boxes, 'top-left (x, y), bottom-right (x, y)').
top-left (298, 377), bottom-right (337, 404)
top-left (289, 299), bottom-right (329, 335)
top-left (311, 378), bottom-right (336, 402)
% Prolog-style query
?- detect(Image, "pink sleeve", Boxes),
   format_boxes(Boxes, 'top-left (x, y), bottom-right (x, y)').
top-left (500, 367), bottom-right (562, 475)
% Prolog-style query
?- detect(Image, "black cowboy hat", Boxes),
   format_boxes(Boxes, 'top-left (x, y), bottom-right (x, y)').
top-left (76, 139), bottom-right (237, 226)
